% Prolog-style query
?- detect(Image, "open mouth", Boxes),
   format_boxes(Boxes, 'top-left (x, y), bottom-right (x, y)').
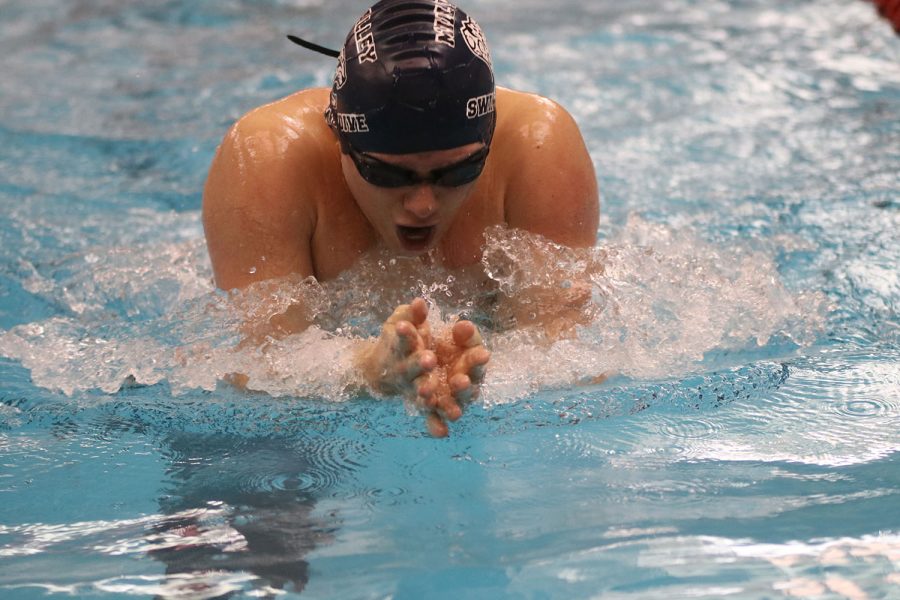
top-left (396, 225), bottom-right (436, 252)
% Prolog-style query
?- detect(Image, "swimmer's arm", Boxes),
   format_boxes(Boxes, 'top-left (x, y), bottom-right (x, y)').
top-left (502, 96), bottom-right (600, 338)
top-left (203, 109), bottom-right (321, 339)
top-left (503, 95), bottom-right (599, 249)
top-left (203, 122), bottom-right (445, 400)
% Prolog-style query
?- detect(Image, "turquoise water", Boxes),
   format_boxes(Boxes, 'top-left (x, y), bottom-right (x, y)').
top-left (1, 0), bottom-right (899, 598)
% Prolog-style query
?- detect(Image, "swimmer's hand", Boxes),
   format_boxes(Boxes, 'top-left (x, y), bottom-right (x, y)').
top-left (355, 299), bottom-right (490, 438)
top-left (356, 298), bottom-right (440, 406)
top-left (424, 320), bottom-right (491, 438)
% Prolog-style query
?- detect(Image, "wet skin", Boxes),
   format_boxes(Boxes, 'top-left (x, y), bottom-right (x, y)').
top-left (340, 143), bottom-right (484, 257)
top-left (357, 298), bottom-right (490, 437)
top-left (202, 87), bottom-right (600, 436)
top-left (340, 143), bottom-right (493, 435)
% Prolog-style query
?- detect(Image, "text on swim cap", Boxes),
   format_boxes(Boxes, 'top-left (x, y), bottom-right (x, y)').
top-left (354, 9), bottom-right (377, 64)
top-left (466, 92), bottom-right (495, 119)
top-left (337, 112), bottom-right (369, 133)
top-left (433, 0), bottom-right (457, 47)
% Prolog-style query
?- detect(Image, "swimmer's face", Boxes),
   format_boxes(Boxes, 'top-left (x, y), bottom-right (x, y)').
top-left (341, 142), bottom-right (486, 255)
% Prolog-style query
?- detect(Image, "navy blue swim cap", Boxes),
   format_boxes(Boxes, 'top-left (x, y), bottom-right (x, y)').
top-left (325, 0), bottom-right (496, 154)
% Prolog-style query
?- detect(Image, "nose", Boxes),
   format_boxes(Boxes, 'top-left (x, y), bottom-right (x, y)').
top-left (402, 184), bottom-right (439, 220)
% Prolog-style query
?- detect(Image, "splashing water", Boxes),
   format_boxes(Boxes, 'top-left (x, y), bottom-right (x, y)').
top-left (1, 1), bottom-right (897, 597)
top-left (0, 215), bottom-right (826, 404)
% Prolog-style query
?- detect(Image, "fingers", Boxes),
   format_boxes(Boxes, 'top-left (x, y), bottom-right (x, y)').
top-left (417, 318), bottom-right (433, 349)
top-left (385, 303), bottom-right (412, 327)
top-left (367, 299), bottom-right (436, 395)
top-left (449, 372), bottom-right (478, 405)
top-left (451, 319), bottom-right (483, 349)
top-left (417, 372), bottom-right (452, 438)
top-left (438, 396), bottom-right (463, 422)
top-left (386, 299), bottom-right (432, 353)
top-left (449, 345), bottom-right (491, 383)
top-left (419, 386), bottom-right (463, 422)
top-left (417, 370), bottom-right (464, 422)
top-left (383, 302), bottom-right (489, 439)
top-left (388, 298), bottom-right (429, 325)
top-left (414, 367), bottom-right (440, 401)
top-left (409, 297), bottom-right (429, 327)
top-left (409, 299), bottom-right (434, 348)
top-left (389, 309), bottom-right (430, 354)
top-left (391, 320), bottom-right (419, 355)
top-left (418, 371), bottom-right (478, 437)
top-left (396, 348), bottom-right (436, 383)
top-left (448, 320), bottom-right (490, 379)
top-left (425, 412), bottom-right (449, 438)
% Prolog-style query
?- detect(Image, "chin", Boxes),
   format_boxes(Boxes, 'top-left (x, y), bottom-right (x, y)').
top-left (394, 243), bottom-right (436, 257)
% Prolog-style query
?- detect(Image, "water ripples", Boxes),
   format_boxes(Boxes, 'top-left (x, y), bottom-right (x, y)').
top-left (679, 350), bottom-right (900, 467)
top-left (836, 398), bottom-right (891, 419)
top-left (159, 432), bottom-right (370, 502)
top-left (527, 350), bottom-right (900, 472)
top-left (0, 0), bottom-right (898, 596)
top-left (285, 436), bottom-right (368, 495)
top-left (657, 416), bottom-right (722, 440)
top-left (506, 531), bottom-right (900, 600)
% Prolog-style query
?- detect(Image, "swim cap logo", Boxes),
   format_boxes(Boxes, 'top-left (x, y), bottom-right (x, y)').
top-left (460, 16), bottom-right (491, 67)
top-left (433, 0), bottom-right (457, 47)
top-left (334, 48), bottom-right (347, 90)
top-left (325, 92), bottom-right (338, 129)
top-left (337, 112), bottom-right (369, 133)
top-left (354, 9), bottom-right (377, 64)
top-left (466, 92), bottom-right (495, 119)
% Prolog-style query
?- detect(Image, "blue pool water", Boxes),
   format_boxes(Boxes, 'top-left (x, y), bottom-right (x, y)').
top-left (1, 0), bottom-right (899, 598)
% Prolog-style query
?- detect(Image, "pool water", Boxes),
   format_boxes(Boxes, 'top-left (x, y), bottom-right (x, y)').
top-left (1, 0), bottom-right (899, 598)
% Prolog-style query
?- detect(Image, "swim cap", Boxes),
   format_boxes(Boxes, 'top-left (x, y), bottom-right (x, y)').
top-left (325, 0), bottom-right (496, 154)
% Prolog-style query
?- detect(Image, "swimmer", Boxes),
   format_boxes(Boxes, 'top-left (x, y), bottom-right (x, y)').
top-left (203, 0), bottom-right (599, 436)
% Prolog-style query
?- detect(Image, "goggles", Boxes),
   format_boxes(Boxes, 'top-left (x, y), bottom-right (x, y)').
top-left (347, 145), bottom-right (489, 188)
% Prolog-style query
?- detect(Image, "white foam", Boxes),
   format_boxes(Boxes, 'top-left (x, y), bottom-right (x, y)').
top-left (0, 217), bottom-right (826, 403)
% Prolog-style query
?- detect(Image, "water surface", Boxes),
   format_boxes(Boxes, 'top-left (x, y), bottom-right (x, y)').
top-left (1, 0), bottom-right (899, 598)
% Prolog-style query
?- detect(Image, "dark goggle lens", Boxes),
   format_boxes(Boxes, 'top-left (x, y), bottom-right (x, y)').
top-left (349, 146), bottom-right (489, 188)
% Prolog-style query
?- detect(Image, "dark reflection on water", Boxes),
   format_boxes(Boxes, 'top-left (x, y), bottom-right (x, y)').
top-left (148, 433), bottom-right (347, 597)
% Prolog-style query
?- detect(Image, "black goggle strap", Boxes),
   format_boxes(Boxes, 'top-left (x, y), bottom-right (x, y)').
top-left (286, 34), bottom-right (340, 58)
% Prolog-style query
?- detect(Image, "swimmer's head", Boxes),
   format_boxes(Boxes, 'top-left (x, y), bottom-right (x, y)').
top-left (325, 0), bottom-right (495, 155)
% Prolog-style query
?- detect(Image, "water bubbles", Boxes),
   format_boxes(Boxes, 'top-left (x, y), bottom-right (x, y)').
top-left (476, 220), bottom-right (826, 402)
top-left (0, 214), bottom-right (827, 409)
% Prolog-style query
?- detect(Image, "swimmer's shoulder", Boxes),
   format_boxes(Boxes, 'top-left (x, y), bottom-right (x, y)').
top-left (204, 89), bottom-right (341, 289)
top-left (208, 87), bottom-right (341, 205)
top-left (495, 87), bottom-right (585, 152)
top-left (492, 87), bottom-right (599, 247)
top-left (224, 88), bottom-right (333, 154)
top-left (204, 87), bottom-right (341, 245)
